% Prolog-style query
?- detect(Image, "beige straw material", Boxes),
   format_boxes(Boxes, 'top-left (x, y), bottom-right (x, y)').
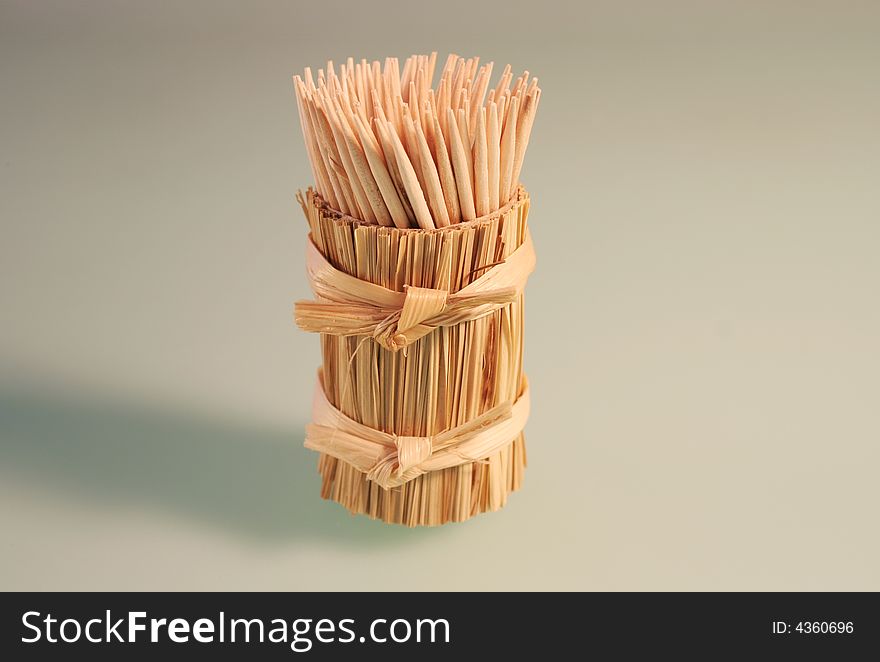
top-left (297, 186), bottom-right (531, 526)
top-left (305, 371), bottom-right (530, 489)
top-left (295, 195), bottom-right (535, 351)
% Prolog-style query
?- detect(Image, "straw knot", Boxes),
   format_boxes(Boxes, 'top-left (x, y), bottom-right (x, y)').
top-left (294, 199), bottom-right (536, 352)
top-left (373, 285), bottom-right (448, 351)
top-left (394, 434), bottom-right (433, 472)
top-left (365, 434), bottom-right (434, 487)
top-left (305, 370), bottom-right (531, 490)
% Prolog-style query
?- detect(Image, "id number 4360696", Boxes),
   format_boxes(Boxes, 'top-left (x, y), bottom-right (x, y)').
top-left (772, 621), bottom-right (854, 635)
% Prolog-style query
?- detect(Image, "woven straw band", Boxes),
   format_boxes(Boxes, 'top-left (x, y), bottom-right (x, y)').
top-left (304, 371), bottom-right (530, 489)
top-left (294, 229), bottom-right (535, 351)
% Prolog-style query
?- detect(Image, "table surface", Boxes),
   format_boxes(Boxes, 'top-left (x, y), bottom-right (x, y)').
top-left (2, 0), bottom-right (878, 590)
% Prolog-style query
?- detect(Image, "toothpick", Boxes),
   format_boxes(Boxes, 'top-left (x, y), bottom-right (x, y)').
top-left (429, 100), bottom-right (460, 224)
top-left (413, 118), bottom-right (450, 227)
top-left (487, 101), bottom-right (500, 212)
top-left (510, 88), bottom-right (540, 194)
top-left (499, 96), bottom-right (518, 203)
top-left (474, 106), bottom-right (489, 217)
top-left (387, 120), bottom-right (435, 229)
top-left (447, 107), bottom-right (476, 221)
top-left (350, 111), bottom-right (405, 227)
top-left (293, 54), bottom-right (540, 226)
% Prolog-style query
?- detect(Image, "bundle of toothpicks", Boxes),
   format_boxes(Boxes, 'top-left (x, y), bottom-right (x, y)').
top-left (292, 52), bottom-right (540, 526)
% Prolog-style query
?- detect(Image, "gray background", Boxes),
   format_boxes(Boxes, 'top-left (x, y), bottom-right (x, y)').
top-left (2, 0), bottom-right (878, 590)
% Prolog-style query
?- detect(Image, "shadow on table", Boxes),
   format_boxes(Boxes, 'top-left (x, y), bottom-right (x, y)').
top-left (0, 384), bottom-right (442, 546)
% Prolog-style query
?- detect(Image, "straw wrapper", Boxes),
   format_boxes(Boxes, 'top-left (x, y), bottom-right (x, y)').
top-left (295, 186), bottom-right (533, 525)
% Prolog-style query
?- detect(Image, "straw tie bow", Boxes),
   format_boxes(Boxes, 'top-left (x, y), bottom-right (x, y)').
top-left (295, 229), bottom-right (535, 351)
top-left (365, 434), bottom-right (434, 488)
top-left (304, 370), bottom-right (530, 489)
top-left (372, 285), bottom-right (448, 351)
